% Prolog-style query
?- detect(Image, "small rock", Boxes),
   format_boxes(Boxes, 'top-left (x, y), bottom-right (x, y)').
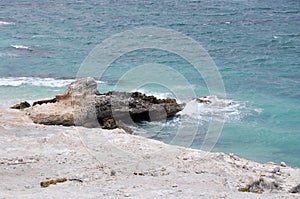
top-left (290, 184), bottom-right (300, 193)
top-left (124, 193), bottom-right (130, 197)
top-left (10, 101), bottom-right (30, 109)
top-left (24, 185), bottom-right (31, 189)
top-left (280, 162), bottom-right (287, 167)
top-left (229, 153), bottom-right (239, 161)
top-left (272, 167), bottom-right (280, 173)
top-left (195, 97), bottom-right (212, 104)
top-left (195, 170), bottom-right (205, 174)
top-left (110, 170), bottom-right (116, 176)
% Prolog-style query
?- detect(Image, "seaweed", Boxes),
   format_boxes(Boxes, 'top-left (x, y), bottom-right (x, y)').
top-left (40, 178), bottom-right (67, 188)
top-left (238, 187), bottom-right (250, 192)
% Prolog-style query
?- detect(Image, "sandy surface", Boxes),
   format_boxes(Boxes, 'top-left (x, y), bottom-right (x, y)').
top-left (0, 108), bottom-right (299, 198)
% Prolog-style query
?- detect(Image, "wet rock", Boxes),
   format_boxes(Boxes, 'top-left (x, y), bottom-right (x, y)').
top-left (10, 101), bottom-right (30, 109)
top-left (95, 91), bottom-right (183, 129)
top-left (195, 96), bottom-right (212, 104)
top-left (32, 98), bottom-right (57, 106)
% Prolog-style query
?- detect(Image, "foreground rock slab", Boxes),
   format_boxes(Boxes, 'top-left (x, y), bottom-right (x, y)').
top-left (1, 108), bottom-right (300, 198)
top-left (25, 77), bottom-right (183, 130)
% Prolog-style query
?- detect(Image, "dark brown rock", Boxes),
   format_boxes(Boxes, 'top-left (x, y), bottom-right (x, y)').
top-left (10, 101), bottom-right (31, 109)
top-left (95, 91), bottom-right (183, 129)
top-left (32, 98), bottom-right (57, 106)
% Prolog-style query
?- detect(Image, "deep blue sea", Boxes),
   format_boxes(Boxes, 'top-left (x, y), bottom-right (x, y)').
top-left (1, 0), bottom-right (299, 167)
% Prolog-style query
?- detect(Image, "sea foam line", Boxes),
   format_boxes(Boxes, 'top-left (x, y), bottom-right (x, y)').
top-left (180, 96), bottom-right (252, 122)
top-left (0, 77), bottom-right (104, 88)
top-left (0, 21), bottom-right (15, 25)
top-left (11, 45), bottom-right (31, 50)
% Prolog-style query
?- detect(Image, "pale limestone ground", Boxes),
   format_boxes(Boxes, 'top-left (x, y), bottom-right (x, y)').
top-left (0, 108), bottom-right (299, 199)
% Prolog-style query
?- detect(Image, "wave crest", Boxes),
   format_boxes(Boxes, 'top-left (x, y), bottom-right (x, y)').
top-left (0, 77), bottom-right (76, 87)
top-left (11, 45), bottom-right (31, 50)
top-left (181, 96), bottom-right (250, 122)
top-left (0, 21), bottom-right (15, 25)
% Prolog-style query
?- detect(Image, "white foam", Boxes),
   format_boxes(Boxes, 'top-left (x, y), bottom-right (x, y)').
top-left (254, 108), bottom-right (263, 113)
top-left (0, 21), bottom-right (15, 25)
top-left (0, 77), bottom-right (105, 88)
top-left (0, 77), bottom-right (104, 88)
top-left (0, 77), bottom-right (73, 87)
top-left (0, 77), bottom-right (74, 88)
top-left (181, 96), bottom-right (248, 122)
top-left (11, 45), bottom-right (30, 50)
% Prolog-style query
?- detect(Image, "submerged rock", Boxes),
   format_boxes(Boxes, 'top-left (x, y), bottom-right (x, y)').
top-left (25, 77), bottom-right (183, 131)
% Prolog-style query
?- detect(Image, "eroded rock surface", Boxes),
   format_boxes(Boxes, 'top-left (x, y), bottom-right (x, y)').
top-left (25, 77), bottom-right (183, 130)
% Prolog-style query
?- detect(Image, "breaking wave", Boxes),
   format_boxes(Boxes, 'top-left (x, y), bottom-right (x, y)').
top-left (0, 21), bottom-right (15, 25)
top-left (0, 77), bottom-right (104, 88)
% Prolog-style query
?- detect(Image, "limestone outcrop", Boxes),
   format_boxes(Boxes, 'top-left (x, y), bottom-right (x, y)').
top-left (25, 77), bottom-right (184, 131)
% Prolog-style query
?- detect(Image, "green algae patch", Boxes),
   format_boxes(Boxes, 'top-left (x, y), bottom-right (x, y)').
top-left (40, 178), bottom-right (67, 188)
top-left (238, 187), bottom-right (250, 192)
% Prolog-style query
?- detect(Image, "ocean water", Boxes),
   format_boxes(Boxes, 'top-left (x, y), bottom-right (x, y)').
top-left (1, 0), bottom-right (299, 167)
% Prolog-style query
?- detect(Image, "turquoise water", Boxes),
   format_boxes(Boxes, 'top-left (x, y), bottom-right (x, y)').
top-left (0, 0), bottom-right (299, 167)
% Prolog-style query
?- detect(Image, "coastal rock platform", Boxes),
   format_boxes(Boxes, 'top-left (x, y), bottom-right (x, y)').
top-left (0, 108), bottom-right (299, 198)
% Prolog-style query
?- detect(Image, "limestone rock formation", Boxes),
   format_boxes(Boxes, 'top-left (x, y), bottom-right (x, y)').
top-left (25, 77), bottom-right (184, 131)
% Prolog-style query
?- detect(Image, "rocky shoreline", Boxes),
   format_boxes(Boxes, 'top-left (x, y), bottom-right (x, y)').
top-left (4, 78), bottom-right (300, 198)
top-left (13, 77), bottom-right (183, 132)
top-left (0, 108), bottom-right (300, 198)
